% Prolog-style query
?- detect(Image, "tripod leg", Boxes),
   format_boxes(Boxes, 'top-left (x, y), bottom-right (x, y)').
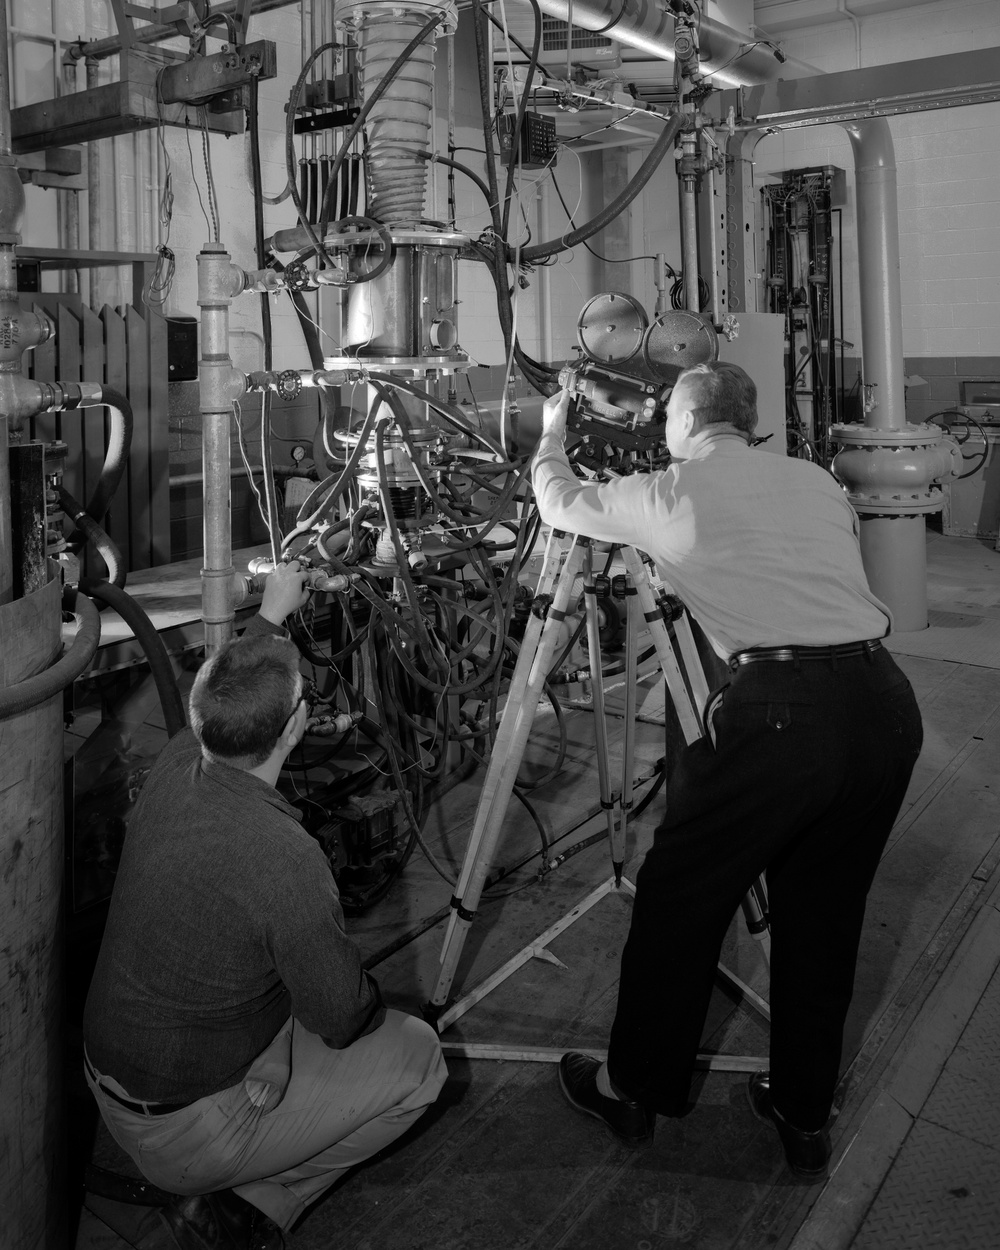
top-left (620, 547), bottom-right (774, 1005)
top-left (616, 575), bottom-right (640, 881)
top-left (582, 546), bottom-right (619, 881)
top-left (429, 533), bottom-right (589, 1011)
top-left (632, 551), bottom-right (712, 716)
top-left (618, 547), bottom-right (702, 744)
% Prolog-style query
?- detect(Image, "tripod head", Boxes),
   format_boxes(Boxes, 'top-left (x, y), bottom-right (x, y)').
top-left (559, 293), bottom-right (720, 466)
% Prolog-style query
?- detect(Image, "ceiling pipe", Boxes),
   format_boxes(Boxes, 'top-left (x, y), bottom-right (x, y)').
top-left (526, 0), bottom-right (786, 87)
top-left (837, 0), bottom-right (863, 70)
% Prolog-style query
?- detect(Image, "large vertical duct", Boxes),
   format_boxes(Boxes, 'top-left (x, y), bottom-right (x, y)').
top-left (830, 119), bottom-right (958, 630)
top-left (338, 0), bottom-right (457, 226)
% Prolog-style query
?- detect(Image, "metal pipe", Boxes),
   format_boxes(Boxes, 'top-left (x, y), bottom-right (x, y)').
top-left (536, 187), bottom-right (552, 362)
top-left (198, 243), bottom-right (246, 653)
top-left (86, 58), bottom-right (101, 306)
top-left (527, 0), bottom-right (785, 87)
top-left (828, 116), bottom-right (958, 630)
top-left (843, 117), bottom-right (905, 433)
top-left (678, 121), bottom-right (700, 313)
top-left (707, 163), bottom-right (721, 325)
top-left (60, 59), bottom-right (80, 292)
top-left (838, 0), bottom-right (863, 70)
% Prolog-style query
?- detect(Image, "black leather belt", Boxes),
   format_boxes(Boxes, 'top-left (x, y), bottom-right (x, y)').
top-left (728, 639), bottom-right (882, 671)
top-left (85, 1052), bottom-right (188, 1117)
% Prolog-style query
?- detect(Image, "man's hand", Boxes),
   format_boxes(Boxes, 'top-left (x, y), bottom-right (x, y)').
top-left (541, 389), bottom-right (571, 441)
top-left (259, 560), bottom-right (311, 626)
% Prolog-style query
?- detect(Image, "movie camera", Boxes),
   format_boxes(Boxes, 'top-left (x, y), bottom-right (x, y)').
top-left (558, 293), bottom-right (720, 457)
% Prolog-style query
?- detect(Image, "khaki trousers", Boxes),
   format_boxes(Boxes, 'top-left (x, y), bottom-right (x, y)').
top-left (86, 1010), bottom-right (447, 1230)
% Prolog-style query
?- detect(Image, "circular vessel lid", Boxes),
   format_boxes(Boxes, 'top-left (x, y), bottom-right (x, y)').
top-left (643, 310), bottom-right (719, 379)
top-left (577, 292), bottom-right (648, 365)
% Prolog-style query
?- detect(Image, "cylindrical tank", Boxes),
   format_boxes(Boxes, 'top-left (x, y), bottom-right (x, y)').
top-left (0, 567), bottom-right (67, 1250)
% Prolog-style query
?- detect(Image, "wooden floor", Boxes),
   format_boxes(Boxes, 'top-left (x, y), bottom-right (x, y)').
top-left (73, 530), bottom-right (1000, 1250)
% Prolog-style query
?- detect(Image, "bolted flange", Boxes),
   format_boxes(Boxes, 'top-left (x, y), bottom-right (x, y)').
top-left (830, 422), bottom-right (962, 515)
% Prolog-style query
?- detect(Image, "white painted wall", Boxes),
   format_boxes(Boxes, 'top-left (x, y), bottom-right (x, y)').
top-left (751, 0), bottom-right (1000, 359)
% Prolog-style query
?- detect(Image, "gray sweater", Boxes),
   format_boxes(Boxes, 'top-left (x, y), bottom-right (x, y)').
top-left (83, 617), bottom-right (384, 1103)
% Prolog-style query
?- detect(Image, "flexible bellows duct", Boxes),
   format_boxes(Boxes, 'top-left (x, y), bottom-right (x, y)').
top-left (339, 0), bottom-right (457, 226)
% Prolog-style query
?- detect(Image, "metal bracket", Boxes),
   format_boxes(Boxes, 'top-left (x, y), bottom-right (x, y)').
top-left (12, 41), bottom-right (277, 152)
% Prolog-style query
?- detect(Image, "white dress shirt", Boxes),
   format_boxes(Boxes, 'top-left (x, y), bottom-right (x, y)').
top-left (531, 427), bottom-right (891, 659)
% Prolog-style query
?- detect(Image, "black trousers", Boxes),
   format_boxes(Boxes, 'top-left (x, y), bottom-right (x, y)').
top-left (607, 646), bottom-right (923, 1129)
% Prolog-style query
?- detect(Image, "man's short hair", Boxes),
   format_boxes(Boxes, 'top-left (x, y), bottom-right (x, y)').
top-left (189, 634), bottom-right (302, 769)
top-left (676, 361), bottom-right (759, 437)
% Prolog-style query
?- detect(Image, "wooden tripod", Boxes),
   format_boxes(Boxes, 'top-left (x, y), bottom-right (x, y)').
top-left (427, 528), bottom-right (770, 1070)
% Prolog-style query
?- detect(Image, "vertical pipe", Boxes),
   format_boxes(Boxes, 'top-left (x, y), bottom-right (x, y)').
top-left (0, 2), bottom-right (23, 605)
top-left (707, 163), bottom-right (721, 325)
top-left (678, 116), bottom-right (700, 313)
top-left (843, 118), bottom-right (905, 432)
top-left (536, 186), bottom-right (552, 363)
top-left (86, 57), bottom-right (101, 307)
top-left (60, 59), bottom-right (80, 293)
top-left (681, 174), bottom-right (700, 313)
top-left (0, 416), bottom-right (9, 604)
top-left (198, 244), bottom-right (237, 653)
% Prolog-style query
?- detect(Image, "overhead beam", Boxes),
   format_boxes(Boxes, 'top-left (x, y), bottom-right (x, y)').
top-left (710, 45), bottom-right (1000, 129)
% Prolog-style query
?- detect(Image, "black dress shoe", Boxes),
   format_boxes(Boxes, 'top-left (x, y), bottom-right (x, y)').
top-left (747, 1070), bottom-right (831, 1181)
top-left (160, 1189), bottom-right (285, 1250)
top-left (558, 1053), bottom-right (655, 1145)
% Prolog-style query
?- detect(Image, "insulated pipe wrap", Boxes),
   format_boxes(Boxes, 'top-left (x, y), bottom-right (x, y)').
top-left (339, 0), bottom-right (456, 227)
top-left (359, 19), bottom-right (436, 224)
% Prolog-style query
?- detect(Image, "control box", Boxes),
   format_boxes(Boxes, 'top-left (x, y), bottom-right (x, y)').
top-left (498, 111), bottom-right (558, 169)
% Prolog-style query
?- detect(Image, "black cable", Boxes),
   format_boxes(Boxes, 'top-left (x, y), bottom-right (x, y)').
top-left (550, 170), bottom-right (671, 268)
top-left (248, 76), bottom-right (283, 563)
top-left (499, 0), bottom-right (543, 240)
top-left (521, 111), bottom-right (683, 264)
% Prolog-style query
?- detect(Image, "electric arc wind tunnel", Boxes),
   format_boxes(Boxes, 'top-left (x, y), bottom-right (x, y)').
top-left (0, 2), bottom-right (974, 1242)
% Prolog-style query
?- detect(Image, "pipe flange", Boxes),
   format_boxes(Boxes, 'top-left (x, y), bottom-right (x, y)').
top-left (849, 495), bottom-right (946, 516)
top-left (337, 0), bottom-right (458, 35)
top-left (829, 422), bottom-right (945, 448)
top-left (831, 421), bottom-right (961, 518)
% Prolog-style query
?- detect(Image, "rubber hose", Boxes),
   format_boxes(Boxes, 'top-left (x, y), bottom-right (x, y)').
top-left (0, 586), bottom-right (100, 720)
top-left (79, 579), bottom-right (186, 738)
top-left (520, 112), bottom-right (683, 264)
top-left (82, 387), bottom-right (134, 525)
top-left (59, 486), bottom-right (125, 587)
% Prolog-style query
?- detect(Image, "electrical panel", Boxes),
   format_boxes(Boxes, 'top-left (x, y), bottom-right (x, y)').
top-left (498, 111), bottom-right (559, 169)
top-left (761, 165), bottom-right (845, 462)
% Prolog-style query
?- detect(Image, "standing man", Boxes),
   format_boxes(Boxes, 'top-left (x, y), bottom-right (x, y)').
top-left (532, 362), bottom-right (922, 1178)
top-left (84, 563), bottom-right (447, 1249)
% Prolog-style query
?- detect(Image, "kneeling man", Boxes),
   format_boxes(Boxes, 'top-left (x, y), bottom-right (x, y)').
top-left (84, 563), bottom-right (447, 1248)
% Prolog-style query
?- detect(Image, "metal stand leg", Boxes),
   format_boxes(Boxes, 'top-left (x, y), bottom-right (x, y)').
top-left (582, 545), bottom-right (619, 877)
top-left (430, 531), bottom-right (589, 1010)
